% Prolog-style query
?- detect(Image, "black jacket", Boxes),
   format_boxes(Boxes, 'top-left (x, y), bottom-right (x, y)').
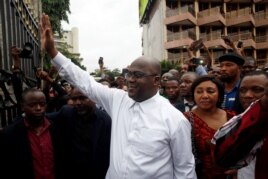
top-left (48, 105), bottom-right (111, 179)
top-left (0, 116), bottom-right (57, 179)
top-left (0, 105), bottom-right (111, 179)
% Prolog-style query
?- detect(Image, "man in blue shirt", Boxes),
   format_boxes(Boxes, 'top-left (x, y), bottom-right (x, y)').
top-left (219, 53), bottom-right (245, 110)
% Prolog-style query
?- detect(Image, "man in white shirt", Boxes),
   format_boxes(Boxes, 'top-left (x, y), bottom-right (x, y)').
top-left (40, 14), bottom-right (196, 179)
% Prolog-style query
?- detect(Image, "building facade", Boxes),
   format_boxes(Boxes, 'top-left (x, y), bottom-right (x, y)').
top-left (140, 0), bottom-right (268, 67)
top-left (54, 27), bottom-right (80, 60)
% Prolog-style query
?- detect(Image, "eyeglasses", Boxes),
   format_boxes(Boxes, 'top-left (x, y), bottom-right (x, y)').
top-left (125, 71), bottom-right (157, 79)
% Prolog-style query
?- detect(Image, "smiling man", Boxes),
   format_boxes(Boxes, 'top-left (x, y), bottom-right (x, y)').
top-left (40, 14), bottom-right (196, 179)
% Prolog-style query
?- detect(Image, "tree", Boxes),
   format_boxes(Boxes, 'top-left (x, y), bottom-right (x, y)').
top-left (160, 59), bottom-right (181, 74)
top-left (41, 0), bottom-right (70, 36)
top-left (94, 68), bottom-right (122, 78)
top-left (41, 1), bottom-right (86, 71)
top-left (112, 68), bottom-right (121, 76)
top-left (57, 42), bottom-right (86, 70)
top-left (42, 42), bottom-right (86, 71)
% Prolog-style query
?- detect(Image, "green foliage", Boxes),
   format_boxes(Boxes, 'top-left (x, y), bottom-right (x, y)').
top-left (58, 43), bottom-right (86, 70)
top-left (112, 68), bottom-right (121, 76)
top-left (41, 0), bottom-right (86, 71)
top-left (42, 42), bottom-right (86, 71)
top-left (160, 59), bottom-right (181, 74)
top-left (41, 0), bottom-right (70, 36)
top-left (94, 68), bottom-right (122, 78)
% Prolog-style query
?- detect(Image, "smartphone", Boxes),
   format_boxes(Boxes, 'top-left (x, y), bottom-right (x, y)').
top-left (98, 57), bottom-right (103, 65)
top-left (191, 57), bottom-right (203, 65)
top-left (237, 40), bottom-right (243, 48)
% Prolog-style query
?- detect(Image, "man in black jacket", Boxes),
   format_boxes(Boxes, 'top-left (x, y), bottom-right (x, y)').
top-left (0, 88), bottom-right (56, 179)
top-left (50, 87), bottom-right (111, 179)
top-left (0, 87), bottom-right (111, 179)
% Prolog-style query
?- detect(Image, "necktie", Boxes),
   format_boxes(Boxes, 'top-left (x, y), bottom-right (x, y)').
top-left (185, 103), bottom-right (194, 111)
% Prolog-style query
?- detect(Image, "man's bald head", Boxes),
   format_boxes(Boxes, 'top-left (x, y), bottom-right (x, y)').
top-left (127, 56), bottom-right (161, 102)
top-left (131, 56), bottom-right (161, 75)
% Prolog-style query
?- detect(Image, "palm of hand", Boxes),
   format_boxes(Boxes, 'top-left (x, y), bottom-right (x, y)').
top-left (40, 15), bottom-right (54, 52)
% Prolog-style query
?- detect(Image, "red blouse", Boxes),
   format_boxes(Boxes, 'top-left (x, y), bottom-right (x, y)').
top-left (184, 111), bottom-right (236, 179)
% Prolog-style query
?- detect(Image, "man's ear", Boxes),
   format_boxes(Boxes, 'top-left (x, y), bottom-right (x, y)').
top-left (154, 75), bottom-right (161, 86)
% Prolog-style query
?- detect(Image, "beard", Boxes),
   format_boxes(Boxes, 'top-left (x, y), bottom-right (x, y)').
top-left (220, 75), bottom-right (233, 83)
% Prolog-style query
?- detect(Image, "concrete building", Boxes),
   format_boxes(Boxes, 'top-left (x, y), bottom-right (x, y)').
top-left (140, 0), bottom-right (268, 67)
top-left (54, 27), bottom-right (80, 58)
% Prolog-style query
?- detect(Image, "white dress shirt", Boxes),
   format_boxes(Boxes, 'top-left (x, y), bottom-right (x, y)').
top-left (238, 158), bottom-right (255, 179)
top-left (52, 52), bottom-right (196, 179)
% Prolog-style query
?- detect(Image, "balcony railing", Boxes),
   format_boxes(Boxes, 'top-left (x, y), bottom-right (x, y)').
top-left (182, 5), bottom-right (195, 17)
top-left (166, 8), bottom-right (179, 17)
top-left (168, 52), bottom-right (180, 59)
top-left (200, 30), bottom-right (222, 41)
top-left (256, 58), bottom-right (268, 66)
top-left (166, 5), bottom-right (195, 18)
top-left (213, 51), bottom-right (225, 58)
top-left (167, 28), bottom-right (196, 41)
top-left (168, 52), bottom-right (189, 62)
top-left (226, 7), bottom-right (252, 19)
top-left (256, 35), bottom-right (268, 43)
top-left (254, 10), bottom-right (268, 19)
top-left (198, 6), bottom-right (222, 18)
top-left (228, 31), bottom-right (253, 41)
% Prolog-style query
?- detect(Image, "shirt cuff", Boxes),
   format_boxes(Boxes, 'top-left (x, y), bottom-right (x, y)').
top-left (195, 65), bottom-right (207, 76)
top-left (51, 52), bottom-right (70, 70)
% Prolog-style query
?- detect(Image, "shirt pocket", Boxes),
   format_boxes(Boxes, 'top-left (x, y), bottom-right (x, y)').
top-left (130, 128), bottom-right (167, 156)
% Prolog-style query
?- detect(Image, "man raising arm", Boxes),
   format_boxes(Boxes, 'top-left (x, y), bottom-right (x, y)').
top-left (41, 14), bottom-right (196, 179)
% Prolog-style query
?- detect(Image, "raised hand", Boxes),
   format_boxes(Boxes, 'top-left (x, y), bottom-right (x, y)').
top-left (10, 46), bottom-right (22, 70)
top-left (37, 69), bottom-right (53, 83)
top-left (40, 14), bottom-right (58, 58)
top-left (10, 46), bottom-right (22, 57)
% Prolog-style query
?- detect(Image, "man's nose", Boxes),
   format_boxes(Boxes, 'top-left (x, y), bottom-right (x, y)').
top-left (244, 90), bottom-right (254, 98)
top-left (127, 76), bottom-right (136, 82)
top-left (180, 82), bottom-right (186, 87)
top-left (35, 104), bottom-right (42, 110)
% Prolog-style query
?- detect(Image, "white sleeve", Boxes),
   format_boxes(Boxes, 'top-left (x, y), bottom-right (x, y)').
top-left (51, 52), bottom-right (123, 116)
top-left (170, 117), bottom-right (197, 179)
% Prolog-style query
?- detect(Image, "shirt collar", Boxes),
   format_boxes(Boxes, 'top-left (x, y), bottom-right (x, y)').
top-left (184, 99), bottom-right (194, 105)
top-left (226, 79), bottom-right (241, 93)
top-left (235, 79), bottom-right (241, 88)
top-left (128, 92), bottom-right (160, 109)
top-left (24, 117), bottom-right (51, 133)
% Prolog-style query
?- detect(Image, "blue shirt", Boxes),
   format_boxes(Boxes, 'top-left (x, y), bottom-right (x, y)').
top-left (223, 80), bottom-right (240, 110)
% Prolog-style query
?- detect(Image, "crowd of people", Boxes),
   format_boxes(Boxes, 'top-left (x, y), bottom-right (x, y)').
top-left (0, 13), bottom-right (267, 179)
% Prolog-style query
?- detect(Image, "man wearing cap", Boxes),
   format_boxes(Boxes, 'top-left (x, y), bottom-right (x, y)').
top-left (219, 52), bottom-right (245, 111)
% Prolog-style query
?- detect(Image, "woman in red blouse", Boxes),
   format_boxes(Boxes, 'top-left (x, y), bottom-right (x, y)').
top-left (184, 75), bottom-right (236, 179)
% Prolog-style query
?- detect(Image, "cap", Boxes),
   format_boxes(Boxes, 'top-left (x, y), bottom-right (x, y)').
top-left (218, 53), bottom-right (245, 66)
